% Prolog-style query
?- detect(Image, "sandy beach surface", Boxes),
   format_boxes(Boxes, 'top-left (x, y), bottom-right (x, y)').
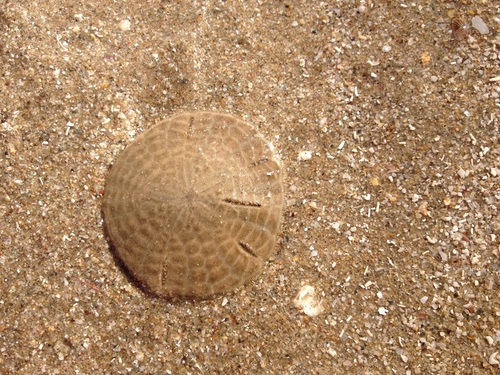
top-left (1, 1), bottom-right (499, 373)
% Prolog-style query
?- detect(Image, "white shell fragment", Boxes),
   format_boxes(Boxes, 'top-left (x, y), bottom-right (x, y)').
top-left (298, 150), bottom-right (312, 161)
top-left (293, 285), bottom-right (324, 317)
top-left (119, 19), bottom-right (131, 31)
top-left (378, 306), bottom-right (388, 316)
top-left (457, 168), bottom-right (469, 179)
top-left (471, 16), bottom-right (489, 35)
top-left (488, 352), bottom-right (499, 366)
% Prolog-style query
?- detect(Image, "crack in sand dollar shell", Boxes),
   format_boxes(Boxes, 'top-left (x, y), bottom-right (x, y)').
top-left (103, 112), bottom-right (284, 298)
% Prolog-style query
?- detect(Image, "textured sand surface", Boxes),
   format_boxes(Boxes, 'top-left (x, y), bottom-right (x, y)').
top-left (1, 1), bottom-right (499, 374)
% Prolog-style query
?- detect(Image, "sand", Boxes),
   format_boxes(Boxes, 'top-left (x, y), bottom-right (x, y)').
top-left (1, 1), bottom-right (499, 373)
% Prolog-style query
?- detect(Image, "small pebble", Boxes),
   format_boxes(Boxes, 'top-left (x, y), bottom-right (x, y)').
top-left (328, 348), bottom-right (337, 357)
top-left (471, 16), bottom-right (489, 35)
top-left (119, 19), bottom-right (131, 31)
top-left (298, 150), bottom-right (312, 161)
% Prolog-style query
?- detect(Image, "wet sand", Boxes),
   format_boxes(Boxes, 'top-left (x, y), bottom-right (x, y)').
top-left (1, 1), bottom-right (499, 373)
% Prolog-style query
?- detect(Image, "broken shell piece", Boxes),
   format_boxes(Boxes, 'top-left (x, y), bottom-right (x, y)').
top-left (378, 306), bottom-right (388, 315)
top-left (298, 150), bottom-right (312, 161)
top-left (450, 17), bottom-right (468, 41)
top-left (488, 352), bottom-right (499, 366)
top-left (294, 285), bottom-right (324, 317)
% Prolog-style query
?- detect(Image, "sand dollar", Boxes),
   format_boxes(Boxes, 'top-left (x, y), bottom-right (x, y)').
top-left (103, 112), bottom-right (284, 298)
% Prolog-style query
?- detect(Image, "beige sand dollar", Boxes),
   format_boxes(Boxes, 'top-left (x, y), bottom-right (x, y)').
top-left (103, 112), bottom-right (284, 298)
